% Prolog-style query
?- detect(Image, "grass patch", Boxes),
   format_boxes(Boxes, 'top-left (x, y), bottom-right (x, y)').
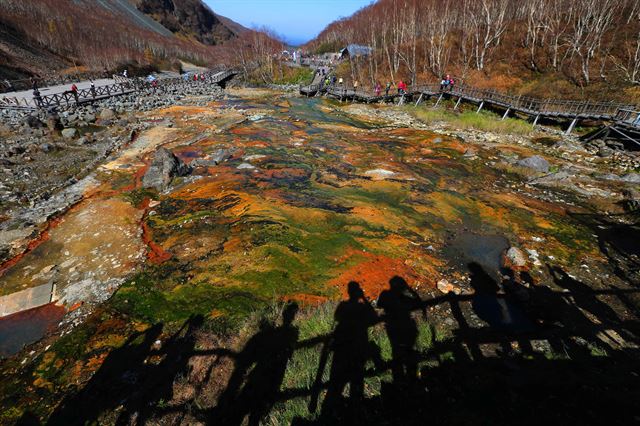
top-left (266, 302), bottom-right (443, 424)
top-left (271, 67), bottom-right (315, 86)
top-left (407, 107), bottom-right (533, 136)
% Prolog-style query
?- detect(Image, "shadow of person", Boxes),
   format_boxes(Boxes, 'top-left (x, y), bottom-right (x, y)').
top-left (47, 323), bottom-right (163, 426)
top-left (377, 276), bottom-right (423, 388)
top-left (117, 315), bottom-right (205, 425)
top-left (549, 265), bottom-right (620, 325)
top-left (469, 262), bottom-right (505, 326)
top-left (316, 281), bottom-right (381, 422)
top-left (16, 411), bottom-right (41, 426)
top-left (211, 302), bottom-right (299, 426)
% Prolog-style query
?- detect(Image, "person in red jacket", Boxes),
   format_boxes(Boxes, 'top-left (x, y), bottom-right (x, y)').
top-left (397, 80), bottom-right (407, 95)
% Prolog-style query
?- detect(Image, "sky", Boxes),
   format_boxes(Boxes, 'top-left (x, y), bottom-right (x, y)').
top-left (206, 0), bottom-right (373, 46)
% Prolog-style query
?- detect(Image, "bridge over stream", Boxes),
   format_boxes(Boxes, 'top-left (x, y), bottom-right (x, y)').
top-left (301, 82), bottom-right (640, 146)
top-left (0, 70), bottom-right (237, 111)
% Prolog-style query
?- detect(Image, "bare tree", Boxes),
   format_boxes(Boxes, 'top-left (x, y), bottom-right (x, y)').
top-left (466, 0), bottom-right (510, 70)
top-left (567, 0), bottom-right (620, 84)
top-left (423, 0), bottom-right (454, 77)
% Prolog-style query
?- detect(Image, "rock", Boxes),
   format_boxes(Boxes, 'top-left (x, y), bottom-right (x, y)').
top-left (530, 170), bottom-right (571, 184)
top-left (516, 155), bottom-right (550, 173)
top-left (598, 146), bottom-right (614, 158)
top-left (553, 140), bottom-right (587, 153)
top-left (39, 143), bottom-right (53, 153)
top-left (142, 148), bottom-right (192, 191)
top-left (502, 247), bottom-right (528, 270)
top-left (25, 115), bottom-right (45, 129)
top-left (61, 128), bottom-right (77, 139)
top-left (99, 108), bottom-right (116, 120)
top-left (46, 113), bottom-right (62, 131)
top-left (364, 169), bottom-right (396, 179)
top-left (212, 149), bottom-right (233, 164)
top-left (237, 163), bottom-right (255, 170)
top-left (622, 188), bottom-right (640, 212)
top-left (621, 173), bottom-right (640, 184)
top-left (437, 279), bottom-right (460, 295)
top-left (463, 148), bottom-right (477, 158)
top-left (599, 173), bottom-right (622, 181)
top-left (244, 154), bottom-right (266, 162)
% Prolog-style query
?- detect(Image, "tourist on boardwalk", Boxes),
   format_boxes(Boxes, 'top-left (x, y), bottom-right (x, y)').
top-left (375, 81), bottom-right (382, 97)
top-left (63, 83), bottom-right (79, 103)
top-left (90, 80), bottom-right (96, 98)
top-left (33, 88), bottom-right (42, 108)
top-left (385, 81), bottom-right (392, 96)
top-left (440, 77), bottom-right (447, 91)
top-left (3, 79), bottom-right (13, 92)
top-left (397, 80), bottom-right (407, 95)
top-left (444, 74), bottom-right (452, 91)
top-left (449, 77), bottom-right (455, 91)
top-left (122, 69), bottom-right (128, 78)
top-left (338, 77), bottom-right (344, 86)
top-left (71, 83), bottom-right (79, 102)
top-left (354, 80), bottom-right (359, 91)
top-left (30, 77), bottom-right (38, 91)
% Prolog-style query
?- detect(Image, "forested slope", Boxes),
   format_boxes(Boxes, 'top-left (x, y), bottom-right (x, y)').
top-left (307, 0), bottom-right (640, 101)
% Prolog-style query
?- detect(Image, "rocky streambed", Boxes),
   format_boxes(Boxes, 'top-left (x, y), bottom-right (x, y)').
top-left (0, 88), bottom-right (638, 423)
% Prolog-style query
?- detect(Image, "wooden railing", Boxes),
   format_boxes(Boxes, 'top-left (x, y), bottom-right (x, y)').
top-left (0, 70), bottom-right (237, 110)
top-left (614, 109), bottom-right (640, 126)
top-left (302, 81), bottom-right (639, 128)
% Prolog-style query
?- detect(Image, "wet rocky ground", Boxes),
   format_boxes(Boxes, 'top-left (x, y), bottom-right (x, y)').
top-left (0, 88), bottom-right (638, 424)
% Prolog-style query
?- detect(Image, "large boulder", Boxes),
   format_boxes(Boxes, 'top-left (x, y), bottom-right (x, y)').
top-left (25, 115), bottom-right (45, 129)
top-left (99, 108), bottom-right (116, 120)
top-left (61, 128), bottom-right (77, 139)
top-left (502, 247), bottom-right (528, 270)
top-left (516, 155), bottom-right (550, 173)
top-left (142, 148), bottom-right (191, 191)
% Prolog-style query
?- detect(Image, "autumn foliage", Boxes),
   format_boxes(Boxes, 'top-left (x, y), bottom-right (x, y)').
top-left (307, 0), bottom-right (640, 100)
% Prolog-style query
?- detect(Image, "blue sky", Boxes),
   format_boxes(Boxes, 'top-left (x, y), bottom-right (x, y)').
top-left (206, 0), bottom-right (373, 46)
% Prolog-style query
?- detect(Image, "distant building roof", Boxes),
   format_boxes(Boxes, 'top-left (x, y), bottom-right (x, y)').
top-left (340, 44), bottom-right (373, 58)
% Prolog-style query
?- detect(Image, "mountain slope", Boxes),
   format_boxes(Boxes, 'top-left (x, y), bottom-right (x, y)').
top-left (0, 0), bottom-right (246, 81)
top-left (132, 0), bottom-right (245, 45)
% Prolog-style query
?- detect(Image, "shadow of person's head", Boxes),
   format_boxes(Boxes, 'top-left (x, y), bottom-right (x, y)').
top-left (468, 262), bottom-right (499, 294)
top-left (389, 275), bottom-right (409, 292)
top-left (282, 302), bottom-right (299, 326)
top-left (347, 281), bottom-right (365, 301)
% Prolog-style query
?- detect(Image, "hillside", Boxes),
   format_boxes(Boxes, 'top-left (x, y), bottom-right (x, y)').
top-left (306, 0), bottom-right (640, 102)
top-left (133, 0), bottom-right (246, 45)
top-left (0, 0), bottom-right (245, 82)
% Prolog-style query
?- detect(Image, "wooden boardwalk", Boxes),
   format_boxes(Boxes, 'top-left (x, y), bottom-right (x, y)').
top-left (0, 70), bottom-right (236, 111)
top-left (301, 82), bottom-right (640, 141)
